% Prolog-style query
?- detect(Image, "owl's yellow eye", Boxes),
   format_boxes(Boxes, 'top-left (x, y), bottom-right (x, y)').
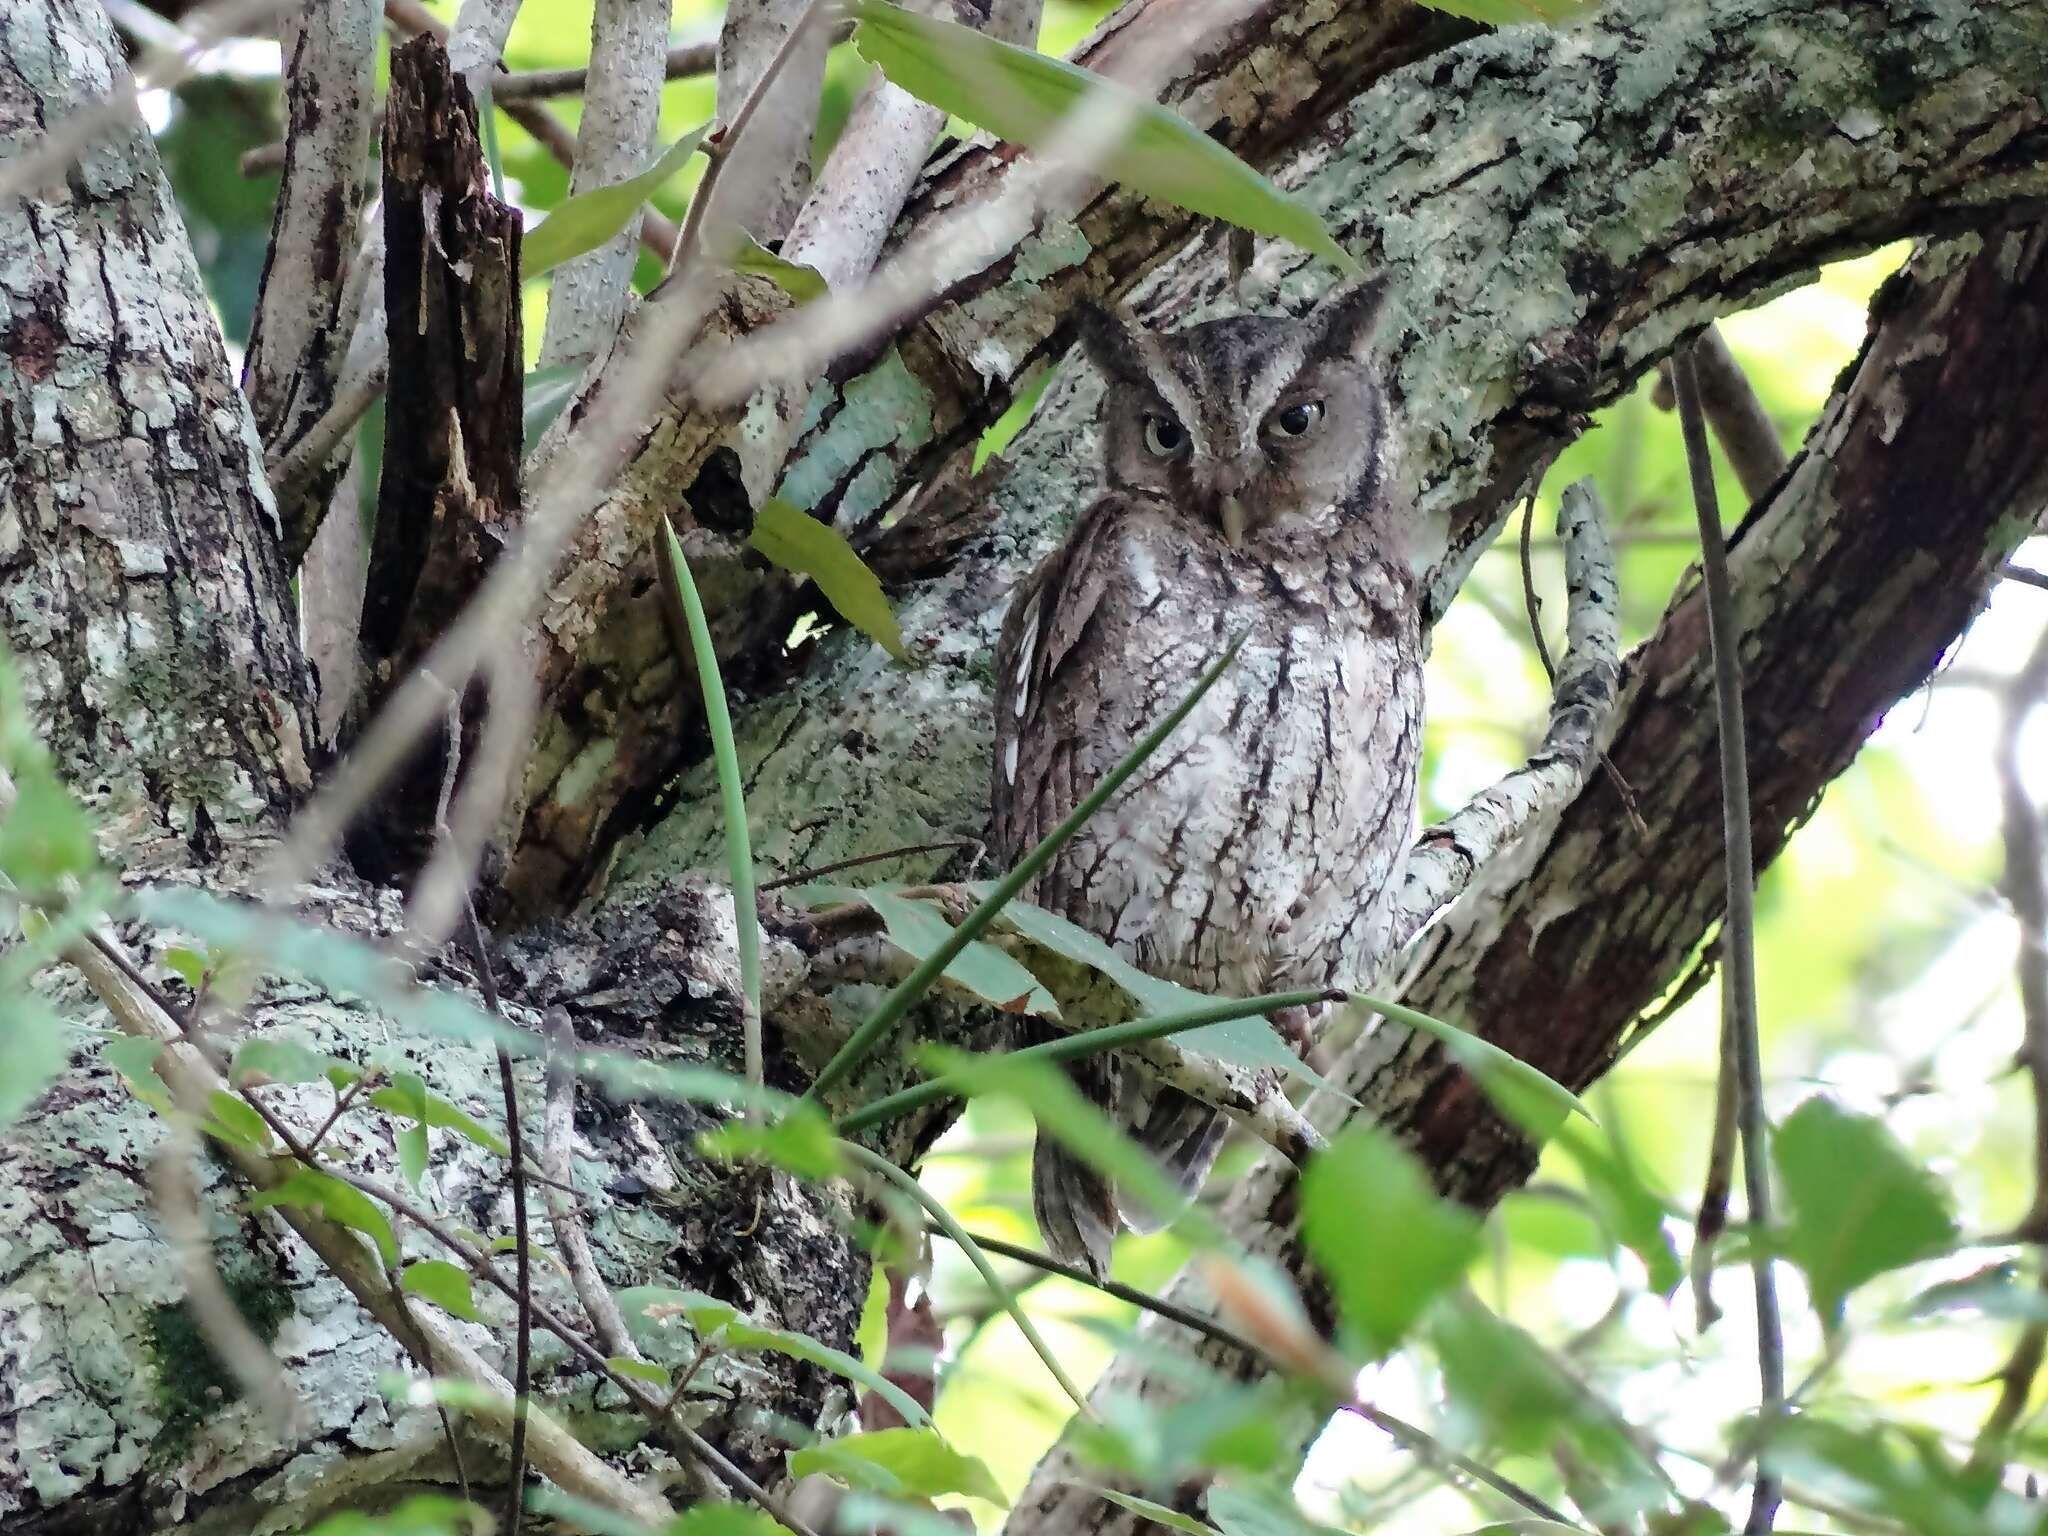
top-left (1142, 415), bottom-right (1187, 456)
top-left (1270, 400), bottom-right (1325, 438)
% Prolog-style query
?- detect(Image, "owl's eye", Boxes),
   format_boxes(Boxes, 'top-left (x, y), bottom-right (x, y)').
top-left (1270, 400), bottom-right (1325, 438)
top-left (1142, 415), bottom-right (1187, 457)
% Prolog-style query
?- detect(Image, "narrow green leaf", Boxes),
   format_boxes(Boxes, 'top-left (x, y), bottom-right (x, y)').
top-left (661, 521), bottom-right (763, 1088)
top-left (734, 234), bottom-right (828, 303)
top-left (668, 1509), bottom-right (795, 1536)
top-left (103, 1034), bottom-right (171, 1113)
top-left (607, 1355), bottom-right (672, 1387)
top-left (522, 363), bottom-right (585, 453)
top-left (1420, 0), bottom-right (1587, 24)
top-left (251, 1168), bottom-right (399, 1265)
top-left (370, 1080), bottom-right (512, 1158)
top-left (749, 498), bottom-right (906, 660)
top-left (1554, 1121), bottom-right (1682, 1296)
top-left (398, 1122), bottom-right (430, 1188)
top-left (816, 885), bottom-right (1054, 1015)
top-left (806, 634), bottom-right (1245, 1103)
top-left (846, 0), bottom-right (1356, 272)
top-left (402, 1258), bottom-right (484, 1321)
top-left (1303, 1124), bottom-right (1480, 1357)
top-left (523, 127), bottom-right (710, 277)
top-left (205, 1089), bottom-right (274, 1150)
top-left (1774, 1095), bottom-right (1958, 1323)
top-left (1089, 1491), bottom-right (1217, 1535)
top-left (974, 358), bottom-right (1060, 473)
top-left (303, 1493), bottom-right (491, 1536)
top-left (789, 1427), bottom-right (1008, 1505)
top-left (987, 896), bottom-right (1344, 1096)
top-left (842, 1140), bottom-right (1091, 1415)
top-left (1352, 993), bottom-right (1592, 1135)
top-left (0, 997), bottom-right (71, 1130)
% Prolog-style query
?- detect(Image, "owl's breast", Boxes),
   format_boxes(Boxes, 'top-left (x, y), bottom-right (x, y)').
top-left (1037, 532), bottom-right (1424, 996)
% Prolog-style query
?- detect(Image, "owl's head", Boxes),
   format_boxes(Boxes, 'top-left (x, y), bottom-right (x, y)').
top-left (1076, 278), bottom-right (1397, 552)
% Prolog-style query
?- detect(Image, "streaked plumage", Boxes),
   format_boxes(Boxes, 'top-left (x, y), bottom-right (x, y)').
top-left (989, 280), bottom-right (1426, 1276)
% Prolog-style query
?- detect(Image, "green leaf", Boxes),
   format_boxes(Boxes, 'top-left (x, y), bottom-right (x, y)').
top-left (1302, 1124), bottom-right (1480, 1357)
top-left (613, 1286), bottom-right (931, 1427)
top-left (370, 1079), bottom-right (512, 1157)
top-left (1419, 0), bottom-right (1588, 24)
top-left (1903, 1262), bottom-right (2048, 1324)
top-left (857, 1263), bottom-right (889, 1370)
top-left (1089, 1491), bottom-right (1216, 1535)
top-left (1554, 1120), bottom-right (1682, 1296)
top-left (789, 1427), bottom-right (1008, 1505)
top-left (1353, 994), bottom-right (1592, 1136)
top-left (0, 997), bottom-right (71, 1130)
top-left (163, 946), bottom-right (208, 989)
top-left (607, 1354), bottom-right (672, 1388)
top-left (304, 1494), bottom-right (490, 1536)
top-left (659, 521), bottom-right (763, 1087)
top-left (402, 1259), bottom-right (483, 1321)
top-left (699, 1102), bottom-right (843, 1179)
top-left (398, 1121), bottom-right (429, 1188)
top-left (523, 127), bottom-right (710, 277)
top-left (667, 1510), bottom-right (795, 1536)
top-left (973, 358), bottom-right (1060, 473)
top-left (103, 1034), bottom-right (175, 1114)
top-left (0, 761), bottom-right (100, 887)
top-left (231, 1036), bottom-right (345, 1087)
top-left (1773, 1095), bottom-right (1957, 1323)
top-left (983, 896), bottom-right (1345, 1100)
top-left (522, 363), bottom-right (585, 453)
top-left (748, 498), bottom-right (906, 660)
top-left (1207, 1484), bottom-right (1348, 1536)
top-left (204, 1089), bottom-right (273, 1150)
top-left (806, 885), bottom-right (1054, 1015)
top-left (526, 1488), bottom-right (661, 1536)
top-left (734, 234), bottom-right (828, 303)
top-left (847, 0), bottom-right (1356, 271)
top-left (250, 1168), bottom-right (399, 1265)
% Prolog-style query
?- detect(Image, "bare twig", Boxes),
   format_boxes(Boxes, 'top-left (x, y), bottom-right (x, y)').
top-left (542, 1005), bottom-right (639, 1360)
top-left (1388, 480), bottom-right (1621, 951)
top-left (1672, 340), bottom-right (1785, 1536)
top-left (2006, 563), bottom-right (2048, 593)
top-left (494, 39), bottom-right (723, 100)
top-left (1973, 624), bottom-right (2048, 1457)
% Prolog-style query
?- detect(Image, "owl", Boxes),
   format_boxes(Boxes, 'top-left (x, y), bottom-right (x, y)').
top-left (989, 278), bottom-right (1426, 1278)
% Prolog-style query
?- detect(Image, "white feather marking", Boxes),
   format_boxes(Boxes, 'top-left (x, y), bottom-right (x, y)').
top-left (1004, 736), bottom-right (1019, 784)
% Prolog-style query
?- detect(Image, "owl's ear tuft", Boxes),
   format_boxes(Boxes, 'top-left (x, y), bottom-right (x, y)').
top-left (1072, 302), bottom-right (1153, 384)
top-left (1312, 273), bottom-right (1394, 363)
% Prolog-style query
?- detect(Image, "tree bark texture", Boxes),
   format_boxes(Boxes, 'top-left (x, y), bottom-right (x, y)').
top-left (0, 0), bottom-right (318, 874)
top-left (507, 0), bottom-right (2048, 915)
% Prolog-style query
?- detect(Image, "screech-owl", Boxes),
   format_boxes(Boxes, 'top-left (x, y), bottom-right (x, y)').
top-left (988, 278), bottom-right (1426, 1278)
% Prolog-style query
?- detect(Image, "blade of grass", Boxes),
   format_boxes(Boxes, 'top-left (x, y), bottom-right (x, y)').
top-left (803, 631), bottom-right (1246, 1103)
top-left (836, 987), bottom-right (1336, 1135)
top-left (840, 1140), bottom-right (1094, 1416)
top-left (660, 519), bottom-right (762, 1094)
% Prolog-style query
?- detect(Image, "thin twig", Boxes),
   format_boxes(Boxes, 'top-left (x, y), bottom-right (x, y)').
top-left (541, 1005), bottom-right (638, 1360)
top-left (759, 838), bottom-right (985, 891)
top-left (943, 1226), bottom-right (1586, 1529)
top-left (1672, 341), bottom-right (1785, 1536)
top-left (2004, 563), bottom-right (2048, 593)
top-left (1686, 326), bottom-right (1789, 502)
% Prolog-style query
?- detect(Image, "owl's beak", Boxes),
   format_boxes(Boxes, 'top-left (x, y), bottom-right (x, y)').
top-left (1219, 494), bottom-right (1250, 548)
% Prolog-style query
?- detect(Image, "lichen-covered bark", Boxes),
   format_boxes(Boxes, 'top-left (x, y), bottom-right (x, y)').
top-left (515, 0), bottom-right (2048, 912)
top-left (1003, 220), bottom-right (2048, 1536)
top-left (0, 0), bottom-right (318, 870)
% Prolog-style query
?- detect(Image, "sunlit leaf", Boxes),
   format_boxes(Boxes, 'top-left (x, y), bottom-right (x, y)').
top-left (608, 1354), bottom-right (672, 1387)
top-left (250, 1167), bottom-right (398, 1264)
top-left (735, 235), bottom-right (828, 303)
top-left (749, 498), bottom-right (906, 660)
top-left (204, 1089), bottom-right (273, 1150)
top-left (163, 946), bottom-right (208, 989)
top-left (668, 1510), bottom-right (795, 1536)
top-left (398, 1122), bottom-right (429, 1188)
top-left (401, 1258), bottom-right (483, 1321)
top-left (103, 1034), bottom-right (175, 1115)
top-left (1088, 1491), bottom-right (1215, 1535)
top-left (523, 126), bottom-right (710, 277)
top-left (303, 1494), bottom-right (490, 1536)
top-left (789, 1427), bottom-right (1008, 1505)
top-left (1419, 0), bottom-right (1587, 24)
top-left (699, 1102), bottom-right (842, 1179)
top-left (1773, 1096), bottom-right (1957, 1323)
top-left (1355, 994), bottom-right (1591, 1135)
top-left (1902, 1262), bottom-right (2048, 1324)
top-left (973, 358), bottom-right (1060, 472)
top-left (846, 0), bottom-right (1356, 272)
top-left (1303, 1124), bottom-right (1480, 1357)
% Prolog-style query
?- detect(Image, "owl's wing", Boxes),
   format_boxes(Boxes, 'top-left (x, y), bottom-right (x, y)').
top-left (989, 498), bottom-right (1127, 867)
